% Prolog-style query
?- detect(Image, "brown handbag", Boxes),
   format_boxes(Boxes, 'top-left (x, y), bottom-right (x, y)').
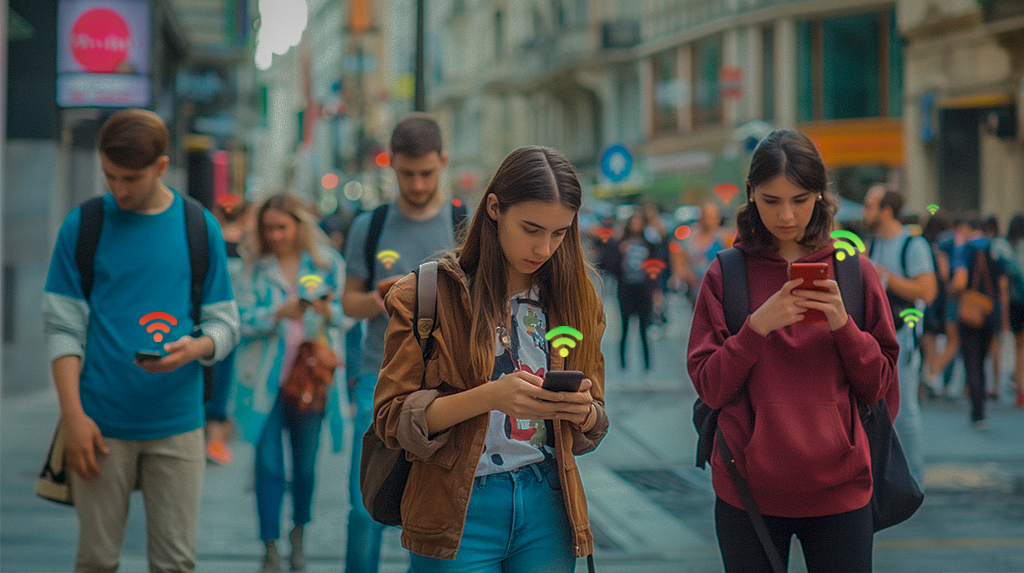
top-left (281, 335), bottom-right (340, 413)
top-left (957, 250), bottom-right (995, 329)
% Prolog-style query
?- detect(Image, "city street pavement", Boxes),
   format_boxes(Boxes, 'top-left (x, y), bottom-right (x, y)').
top-left (4, 290), bottom-right (1024, 572)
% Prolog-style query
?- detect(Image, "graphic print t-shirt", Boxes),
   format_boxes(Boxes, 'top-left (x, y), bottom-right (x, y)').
top-left (476, 287), bottom-right (555, 476)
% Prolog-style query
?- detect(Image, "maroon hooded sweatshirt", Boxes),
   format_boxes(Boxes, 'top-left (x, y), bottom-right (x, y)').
top-left (687, 241), bottom-right (900, 518)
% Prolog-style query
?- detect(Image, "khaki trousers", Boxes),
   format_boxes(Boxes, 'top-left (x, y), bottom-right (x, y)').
top-left (71, 428), bottom-right (205, 573)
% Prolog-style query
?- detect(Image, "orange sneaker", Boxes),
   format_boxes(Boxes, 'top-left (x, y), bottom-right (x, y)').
top-left (206, 440), bottom-right (234, 465)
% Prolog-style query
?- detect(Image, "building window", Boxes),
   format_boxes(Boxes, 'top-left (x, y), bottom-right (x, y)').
top-left (797, 9), bottom-right (902, 122)
top-left (652, 49), bottom-right (680, 135)
top-left (693, 34), bottom-right (722, 128)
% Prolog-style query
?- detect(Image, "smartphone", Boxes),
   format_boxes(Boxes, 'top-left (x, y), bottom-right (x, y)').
top-left (377, 275), bottom-right (403, 299)
top-left (135, 349), bottom-right (164, 362)
top-left (788, 262), bottom-right (829, 323)
top-left (542, 370), bottom-right (585, 393)
top-left (299, 281), bottom-right (331, 303)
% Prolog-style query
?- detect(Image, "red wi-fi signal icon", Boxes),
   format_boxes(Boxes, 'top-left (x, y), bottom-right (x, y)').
top-left (595, 227), bottom-right (614, 243)
top-left (215, 194), bottom-right (242, 209)
top-left (713, 183), bottom-right (739, 204)
top-left (641, 258), bottom-right (666, 280)
top-left (139, 312), bottom-right (177, 343)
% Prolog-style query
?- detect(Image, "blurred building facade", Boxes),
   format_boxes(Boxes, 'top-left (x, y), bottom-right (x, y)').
top-left (425, 0), bottom-right (1022, 223)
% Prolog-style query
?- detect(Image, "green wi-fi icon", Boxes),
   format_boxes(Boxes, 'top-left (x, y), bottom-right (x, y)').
top-left (544, 326), bottom-right (583, 358)
top-left (900, 308), bottom-right (924, 328)
top-left (830, 230), bottom-right (866, 261)
top-left (927, 204), bottom-right (939, 215)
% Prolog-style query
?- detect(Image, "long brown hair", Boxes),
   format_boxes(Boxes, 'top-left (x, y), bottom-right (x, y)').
top-left (736, 129), bottom-right (837, 254)
top-left (456, 146), bottom-right (604, 378)
top-left (251, 193), bottom-right (332, 271)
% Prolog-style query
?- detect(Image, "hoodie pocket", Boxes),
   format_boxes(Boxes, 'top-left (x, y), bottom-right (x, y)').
top-left (742, 401), bottom-right (858, 492)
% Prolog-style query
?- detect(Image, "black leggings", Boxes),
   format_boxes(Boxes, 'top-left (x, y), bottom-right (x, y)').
top-left (715, 497), bottom-right (874, 573)
top-left (617, 282), bottom-right (652, 370)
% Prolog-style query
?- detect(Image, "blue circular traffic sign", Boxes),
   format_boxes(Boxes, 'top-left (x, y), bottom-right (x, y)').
top-left (600, 144), bottom-right (633, 183)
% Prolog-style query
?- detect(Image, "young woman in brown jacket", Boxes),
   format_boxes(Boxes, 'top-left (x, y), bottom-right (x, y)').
top-left (373, 146), bottom-right (608, 571)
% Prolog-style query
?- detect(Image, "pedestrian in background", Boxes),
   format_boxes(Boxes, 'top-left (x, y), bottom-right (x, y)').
top-left (677, 201), bottom-right (729, 304)
top-left (231, 193), bottom-right (347, 572)
top-left (919, 210), bottom-right (952, 401)
top-left (613, 209), bottom-right (656, 372)
top-left (862, 185), bottom-right (936, 485)
top-left (373, 145), bottom-right (607, 571)
top-left (688, 129), bottom-right (899, 573)
top-left (341, 114), bottom-right (463, 573)
top-left (949, 214), bottom-right (1007, 430)
top-left (927, 212), bottom-right (973, 397)
top-left (206, 193), bottom-right (253, 466)
top-left (986, 214), bottom-right (1021, 400)
top-left (43, 108), bottom-right (240, 572)
top-left (1005, 214), bottom-right (1024, 406)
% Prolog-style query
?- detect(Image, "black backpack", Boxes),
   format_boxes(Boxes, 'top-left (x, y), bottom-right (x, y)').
top-left (692, 247), bottom-right (865, 469)
top-left (363, 201), bottom-right (468, 291)
top-left (76, 194), bottom-right (215, 402)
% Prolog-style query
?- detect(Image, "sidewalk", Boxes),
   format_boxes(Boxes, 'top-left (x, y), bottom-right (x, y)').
top-left (4, 291), bottom-right (1024, 572)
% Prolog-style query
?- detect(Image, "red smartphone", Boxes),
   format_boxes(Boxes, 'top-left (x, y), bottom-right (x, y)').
top-left (788, 262), bottom-right (829, 323)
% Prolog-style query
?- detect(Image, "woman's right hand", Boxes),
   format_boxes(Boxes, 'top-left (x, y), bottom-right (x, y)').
top-left (275, 297), bottom-right (308, 321)
top-left (748, 278), bottom-right (807, 336)
top-left (64, 412), bottom-right (108, 481)
top-left (487, 371), bottom-right (567, 420)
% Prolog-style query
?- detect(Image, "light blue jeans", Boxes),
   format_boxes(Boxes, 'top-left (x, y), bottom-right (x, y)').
top-left (346, 371), bottom-right (386, 573)
top-left (893, 325), bottom-right (926, 485)
top-left (409, 458), bottom-right (575, 573)
top-left (255, 397), bottom-right (324, 541)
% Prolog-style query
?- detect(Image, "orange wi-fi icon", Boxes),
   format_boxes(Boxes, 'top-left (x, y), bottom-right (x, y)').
top-left (139, 312), bottom-right (177, 343)
top-left (595, 227), bottom-right (614, 243)
top-left (713, 183), bottom-right (739, 204)
top-left (215, 194), bottom-right (242, 209)
top-left (641, 258), bottom-right (666, 279)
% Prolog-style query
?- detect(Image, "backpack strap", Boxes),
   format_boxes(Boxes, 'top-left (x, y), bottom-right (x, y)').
top-left (182, 195), bottom-right (209, 331)
top-left (75, 197), bottom-right (105, 301)
top-left (413, 261), bottom-right (438, 358)
top-left (364, 204), bottom-right (390, 291)
top-left (716, 247), bottom-right (749, 336)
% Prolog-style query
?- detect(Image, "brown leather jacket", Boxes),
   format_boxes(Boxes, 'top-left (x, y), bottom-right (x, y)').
top-left (373, 255), bottom-right (608, 560)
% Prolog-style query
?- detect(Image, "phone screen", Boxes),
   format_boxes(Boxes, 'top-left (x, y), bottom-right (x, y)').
top-left (788, 263), bottom-right (829, 323)
top-left (542, 371), bottom-right (584, 393)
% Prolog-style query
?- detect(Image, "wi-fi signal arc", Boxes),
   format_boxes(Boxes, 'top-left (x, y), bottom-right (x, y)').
top-left (927, 204), bottom-right (939, 215)
top-left (376, 250), bottom-right (400, 269)
top-left (713, 183), bottom-right (739, 204)
top-left (899, 308), bottom-right (924, 327)
top-left (595, 227), bottom-right (614, 243)
top-left (215, 194), bottom-right (242, 209)
top-left (545, 326), bottom-right (584, 358)
top-left (299, 274), bottom-right (324, 295)
top-left (641, 258), bottom-right (666, 279)
top-left (830, 230), bottom-right (866, 261)
top-left (139, 312), bottom-right (177, 343)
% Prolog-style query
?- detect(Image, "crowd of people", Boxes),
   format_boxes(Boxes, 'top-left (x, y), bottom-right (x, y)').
top-left (40, 106), bottom-right (1024, 573)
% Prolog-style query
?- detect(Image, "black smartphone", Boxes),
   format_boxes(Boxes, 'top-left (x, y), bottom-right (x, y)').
top-left (135, 349), bottom-right (164, 362)
top-left (542, 370), bottom-right (585, 393)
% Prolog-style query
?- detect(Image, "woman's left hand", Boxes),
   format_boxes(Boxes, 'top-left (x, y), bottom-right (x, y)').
top-left (541, 377), bottom-right (595, 429)
top-left (309, 295), bottom-right (333, 321)
top-left (794, 279), bottom-right (849, 331)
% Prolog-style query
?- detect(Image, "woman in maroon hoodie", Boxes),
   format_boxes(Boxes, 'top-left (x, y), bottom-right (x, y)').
top-left (687, 129), bottom-right (900, 573)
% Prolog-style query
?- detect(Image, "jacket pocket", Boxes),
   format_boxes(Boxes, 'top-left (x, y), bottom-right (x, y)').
top-left (742, 401), bottom-right (858, 492)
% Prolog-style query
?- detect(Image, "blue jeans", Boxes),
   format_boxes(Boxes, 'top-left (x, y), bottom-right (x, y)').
top-left (204, 349), bottom-right (235, 422)
top-left (409, 459), bottom-right (575, 573)
top-left (255, 397), bottom-right (324, 541)
top-left (347, 371), bottom-right (386, 573)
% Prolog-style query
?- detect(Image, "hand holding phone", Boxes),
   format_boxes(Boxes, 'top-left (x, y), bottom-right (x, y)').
top-left (542, 370), bottom-right (585, 393)
top-left (788, 262), bottom-right (829, 323)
